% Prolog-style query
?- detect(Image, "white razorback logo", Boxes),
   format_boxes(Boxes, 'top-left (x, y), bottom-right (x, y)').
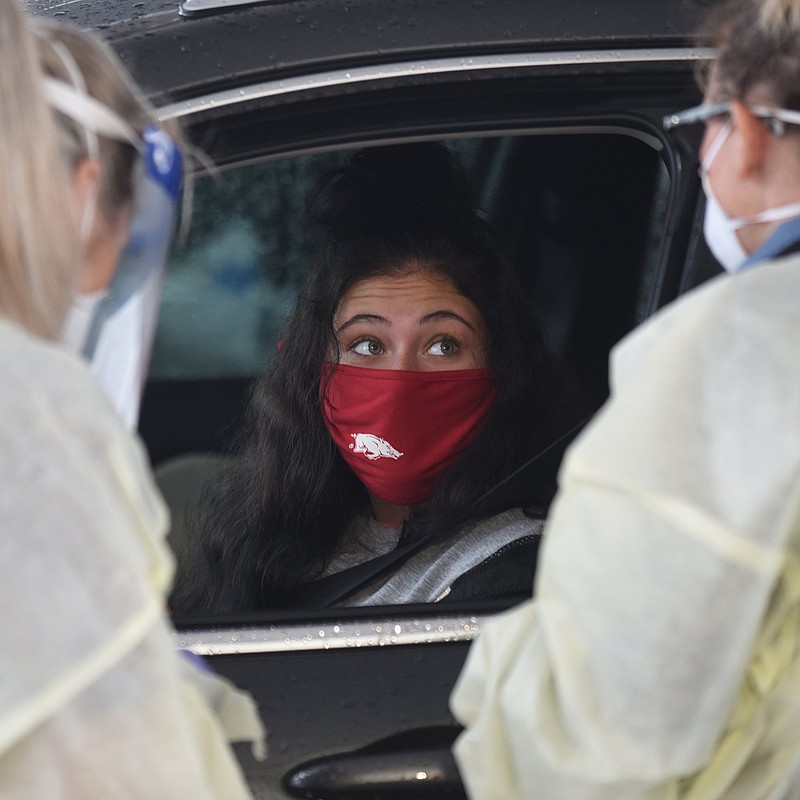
top-left (350, 433), bottom-right (404, 460)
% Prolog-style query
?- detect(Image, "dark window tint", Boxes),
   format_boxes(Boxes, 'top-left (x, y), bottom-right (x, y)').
top-left (141, 132), bottom-right (668, 465)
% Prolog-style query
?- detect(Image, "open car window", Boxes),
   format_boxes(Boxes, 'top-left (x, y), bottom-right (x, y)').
top-left (142, 127), bottom-right (671, 608)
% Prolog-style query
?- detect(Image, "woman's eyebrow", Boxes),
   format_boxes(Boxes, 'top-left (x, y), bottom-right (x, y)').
top-left (419, 310), bottom-right (477, 332)
top-left (336, 313), bottom-right (388, 333)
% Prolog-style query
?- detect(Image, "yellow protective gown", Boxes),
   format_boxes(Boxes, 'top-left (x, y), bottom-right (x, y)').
top-left (451, 253), bottom-right (800, 800)
top-left (0, 320), bottom-right (263, 798)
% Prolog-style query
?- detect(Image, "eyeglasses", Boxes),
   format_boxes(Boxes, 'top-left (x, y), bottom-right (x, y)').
top-left (663, 101), bottom-right (800, 136)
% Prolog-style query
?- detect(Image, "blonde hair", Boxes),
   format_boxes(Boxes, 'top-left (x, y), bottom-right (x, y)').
top-left (0, 0), bottom-right (76, 338)
top-left (760, 0), bottom-right (800, 36)
top-left (0, 4), bottom-right (168, 340)
top-left (32, 19), bottom-right (159, 224)
top-left (702, 0), bottom-right (800, 112)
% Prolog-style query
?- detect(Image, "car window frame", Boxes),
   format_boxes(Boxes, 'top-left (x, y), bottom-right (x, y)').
top-left (160, 45), bottom-right (712, 654)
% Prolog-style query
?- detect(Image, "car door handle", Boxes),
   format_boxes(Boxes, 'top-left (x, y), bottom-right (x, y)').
top-left (283, 726), bottom-right (466, 799)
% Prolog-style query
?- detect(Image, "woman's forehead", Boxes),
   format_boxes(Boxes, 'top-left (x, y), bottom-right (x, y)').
top-left (337, 270), bottom-right (481, 319)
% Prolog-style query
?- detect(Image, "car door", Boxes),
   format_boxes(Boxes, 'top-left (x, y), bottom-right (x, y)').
top-left (29, 1), bottom-right (721, 796)
top-left (149, 50), bottom-right (716, 800)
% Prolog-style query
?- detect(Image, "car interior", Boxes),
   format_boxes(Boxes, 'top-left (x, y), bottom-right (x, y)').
top-left (139, 127), bottom-right (680, 601)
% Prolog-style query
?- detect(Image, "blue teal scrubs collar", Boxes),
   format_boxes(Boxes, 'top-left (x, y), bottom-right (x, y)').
top-left (741, 215), bottom-right (800, 270)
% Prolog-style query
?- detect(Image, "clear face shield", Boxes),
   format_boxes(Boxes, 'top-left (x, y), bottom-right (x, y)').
top-left (81, 127), bottom-right (183, 429)
top-left (45, 75), bottom-right (183, 429)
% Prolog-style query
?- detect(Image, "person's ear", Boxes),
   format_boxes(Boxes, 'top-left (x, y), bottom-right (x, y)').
top-left (72, 156), bottom-right (102, 229)
top-left (730, 100), bottom-right (768, 180)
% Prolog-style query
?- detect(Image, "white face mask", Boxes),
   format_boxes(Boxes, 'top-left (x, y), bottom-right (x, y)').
top-left (701, 119), bottom-right (800, 273)
top-left (702, 190), bottom-right (750, 274)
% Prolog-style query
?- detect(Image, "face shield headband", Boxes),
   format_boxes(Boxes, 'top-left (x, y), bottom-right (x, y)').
top-left (46, 76), bottom-right (183, 429)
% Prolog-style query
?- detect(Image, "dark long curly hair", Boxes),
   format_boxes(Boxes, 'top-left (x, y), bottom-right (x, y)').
top-left (171, 142), bottom-right (577, 613)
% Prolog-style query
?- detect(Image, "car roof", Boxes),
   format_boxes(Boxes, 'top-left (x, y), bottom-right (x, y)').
top-left (26, 0), bottom-right (722, 106)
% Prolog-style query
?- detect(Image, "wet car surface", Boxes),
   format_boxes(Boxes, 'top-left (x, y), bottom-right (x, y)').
top-left (28, 1), bottom-right (723, 796)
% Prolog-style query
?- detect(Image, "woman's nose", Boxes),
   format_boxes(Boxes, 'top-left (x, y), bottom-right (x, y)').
top-left (393, 349), bottom-right (423, 371)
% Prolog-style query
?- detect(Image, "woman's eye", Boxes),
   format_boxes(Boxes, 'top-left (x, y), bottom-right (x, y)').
top-left (352, 339), bottom-right (384, 356)
top-left (428, 339), bottom-right (459, 356)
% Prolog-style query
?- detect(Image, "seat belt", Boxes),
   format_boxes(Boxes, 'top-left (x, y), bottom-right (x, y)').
top-left (291, 415), bottom-right (590, 608)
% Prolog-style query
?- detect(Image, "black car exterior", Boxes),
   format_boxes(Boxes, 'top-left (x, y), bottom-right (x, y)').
top-left (29, 1), bottom-right (722, 797)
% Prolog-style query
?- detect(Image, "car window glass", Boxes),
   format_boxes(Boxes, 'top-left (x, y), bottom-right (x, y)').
top-left (149, 151), bottom-right (345, 381)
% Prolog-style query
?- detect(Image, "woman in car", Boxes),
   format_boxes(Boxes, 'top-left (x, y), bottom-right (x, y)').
top-left (0, 5), bottom-right (259, 796)
top-left (172, 142), bottom-right (579, 612)
top-left (451, 0), bottom-right (800, 797)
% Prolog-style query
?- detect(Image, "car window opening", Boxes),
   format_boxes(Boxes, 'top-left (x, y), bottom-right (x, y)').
top-left (141, 130), bottom-right (670, 614)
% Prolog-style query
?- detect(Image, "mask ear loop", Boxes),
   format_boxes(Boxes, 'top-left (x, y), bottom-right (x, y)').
top-left (700, 118), bottom-right (733, 175)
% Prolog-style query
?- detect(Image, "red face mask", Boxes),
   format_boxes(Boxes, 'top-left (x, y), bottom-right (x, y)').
top-left (320, 362), bottom-right (495, 506)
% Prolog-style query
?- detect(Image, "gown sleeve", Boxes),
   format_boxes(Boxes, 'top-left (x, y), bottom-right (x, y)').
top-left (0, 328), bottom-right (262, 799)
top-left (451, 261), bottom-right (800, 799)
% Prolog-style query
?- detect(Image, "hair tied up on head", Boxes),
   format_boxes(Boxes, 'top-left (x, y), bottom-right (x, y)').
top-left (306, 142), bottom-right (480, 243)
top-left (760, 0), bottom-right (800, 35)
